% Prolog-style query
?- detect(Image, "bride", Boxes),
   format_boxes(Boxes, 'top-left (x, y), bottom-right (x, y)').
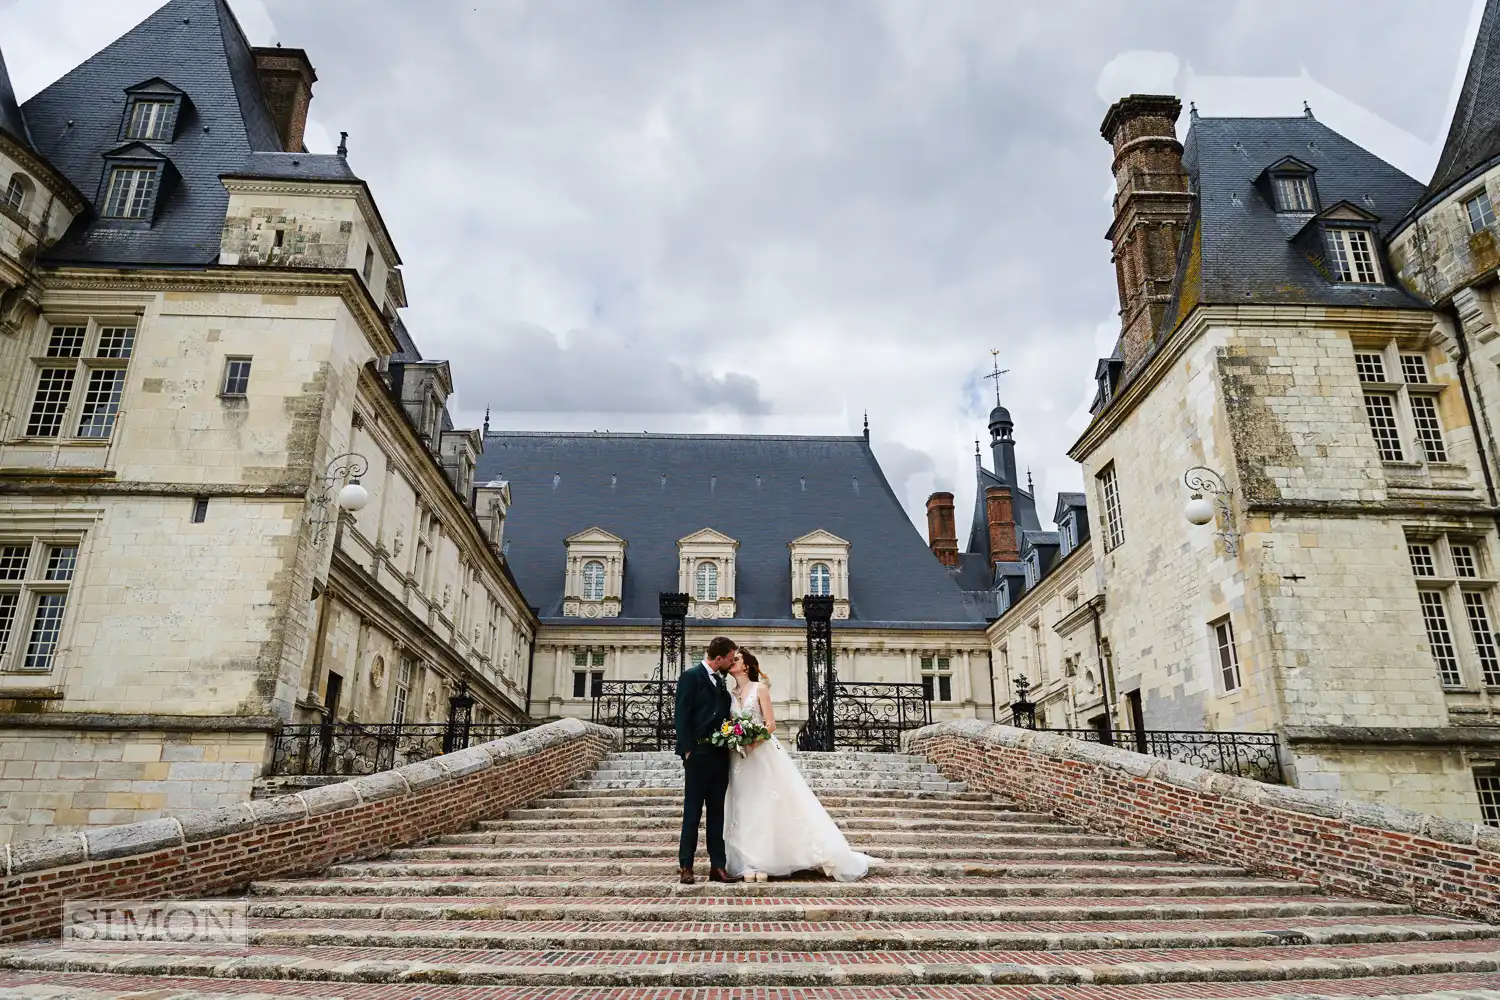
top-left (722, 649), bottom-right (876, 881)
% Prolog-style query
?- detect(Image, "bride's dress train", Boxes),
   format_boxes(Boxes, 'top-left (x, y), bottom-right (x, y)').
top-left (722, 681), bottom-right (876, 881)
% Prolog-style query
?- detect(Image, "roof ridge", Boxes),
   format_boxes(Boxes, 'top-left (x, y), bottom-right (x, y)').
top-left (483, 431), bottom-right (867, 442)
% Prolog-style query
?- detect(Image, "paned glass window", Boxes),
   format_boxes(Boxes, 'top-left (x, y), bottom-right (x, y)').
top-left (392, 657), bottom-right (414, 724)
top-left (1273, 175), bottom-right (1314, 211)
top-left (1409, 543), bottom-right (1436, 577)
top-left (1213, 616), bottom-right (1242, 692)
top-left (920, 655), bottom-right (952, 702)
top-left (221, 357), bottom-right (252, 396)
top-left (1468, 191), bottom-right (1497, 233)
top-left (1477, 771), bottom-right (1500, 827)
top-left (582, 560), bottom-right (606, 601)
top-left (4, 174), bottom-right (25, 212)
top-left (103, 166), bottom-right (158, 219)
top-left (126, 100), bottom-right (174, 140)
top-left (26, 369), bottom-right (75, 437)
top-left (695, 562), bottom-right (719, 601)
top-left (1362, 393), bottom-right (1404, 461)
top-left (1463, 591), bottom-right (1500, 686)
top-left (1098, 463), bottom-right (1125, 552)
top-left (1326, 227), bottom-right (1381, 283)
top-left (1420, 590), bottom-right (1463, 687)
top-left (26, 322), bottom-right (137, 440)
top-left (76, 369), bottom-right (126, 439)
top-left (1400, 354), bottom-right (1430, 384)
top-left (0, 541), bottom-right (79, 673)
top-left (1455, 544), bottom-right (1479, 579)
top-left (1354, 353), bottom-right (1386, 382)
top-left (809, 562), bottom-right (831, 596)
top-left (1410, 394), bottom-right (1448, 462)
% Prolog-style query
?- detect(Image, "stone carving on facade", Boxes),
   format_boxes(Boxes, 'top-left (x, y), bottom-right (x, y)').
top-left (562, 526), bottom-right (627, 618)
top-left (369, 654), bottom-right (385, 690)
top-left (788, 529), bottom-right (852, 620)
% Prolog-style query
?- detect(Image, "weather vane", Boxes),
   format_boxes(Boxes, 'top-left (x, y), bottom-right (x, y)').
top-left (983, 349), bottom-right (1009, 406)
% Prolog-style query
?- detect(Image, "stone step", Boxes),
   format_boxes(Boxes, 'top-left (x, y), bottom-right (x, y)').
top-left (384, 843), bottom-right (1174, 862)
top-left (508, 802), bottom-right (1022, 821)
top-left (480, 815), bottom-right (1077, 833)
top-left (10, 967), bottom-right (1500, 999)
top-left (569, 779), bottom-right (969, 792)
top-left (590, 761), bottom-right (944, 775)
top-left (247, 875), bottom-right (1310, 900)
top-left (604, 751), bottom-right (930, 763)
top-left (14, 927), bottom-right (1492, 979)
top-left (322, 858), bottom-right (1253, 879)
top-left (541, 786), bottom-right (999, 802)
top-left (435, 829), bottom-right (1124, 848)
top-left (240, 894), bottom-right (1404, 924)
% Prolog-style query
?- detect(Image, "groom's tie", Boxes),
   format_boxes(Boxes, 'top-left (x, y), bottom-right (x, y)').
top-left (713, 671), bottom-right (727, 700)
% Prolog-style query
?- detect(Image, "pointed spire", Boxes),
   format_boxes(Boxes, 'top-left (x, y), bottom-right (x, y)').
top-left (983, 349), bottom-right (1009, 407)
top-left (1027, 468), bottom-right (1034, 492)
top-left (482, 406), bottom-right (490, 436)
top-left (974, 439), bottom-right (981, 466)
top-left (1302, 100), bottom-right (1314, 119)
top-left (863, 410), bottom-right (869, 441)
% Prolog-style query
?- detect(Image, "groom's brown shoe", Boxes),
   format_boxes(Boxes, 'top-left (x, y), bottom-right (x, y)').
top-left (709, 867), bottom-right (743, 883)
top-left (679, 866), bottom-right (695, 885)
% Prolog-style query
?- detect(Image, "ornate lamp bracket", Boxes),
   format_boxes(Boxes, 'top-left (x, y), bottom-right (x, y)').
top-left (1183, 466), bottom-right (1239, 556)
top-left (309, 452), bottom-right (370, 546)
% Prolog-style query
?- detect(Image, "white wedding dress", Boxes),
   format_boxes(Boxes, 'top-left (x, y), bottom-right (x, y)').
top-left (722, 681), bottom-right (876, 881)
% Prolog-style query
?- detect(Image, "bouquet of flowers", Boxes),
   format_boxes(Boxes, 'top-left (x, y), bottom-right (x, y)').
top-left (710, 711), bottom-right (772, 756)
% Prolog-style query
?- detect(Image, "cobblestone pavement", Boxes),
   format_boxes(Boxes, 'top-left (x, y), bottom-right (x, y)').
top-left (3, 750), bottom-right (1499, 998)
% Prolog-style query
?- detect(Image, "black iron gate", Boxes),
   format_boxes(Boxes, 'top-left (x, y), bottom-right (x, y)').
top-left (590, 592), bottom-right (687, 751)
top-left (832, 681), bottom-right (930, 752)
top-left (796, 595), bottom-right (836, 751)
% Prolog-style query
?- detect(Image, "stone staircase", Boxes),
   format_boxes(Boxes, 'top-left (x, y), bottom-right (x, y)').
top-left (3, 749), bottom-right (1500, 998)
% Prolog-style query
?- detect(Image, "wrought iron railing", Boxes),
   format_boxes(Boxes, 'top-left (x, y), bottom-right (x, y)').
top-left (832, 682), bottom-right (930, 752)
top-left (1037, 728), bottom-right (1283, 784)
top-left (593, 679), bottom-right (677, 751)
top-left (268, 719), bottom-right (537, 777)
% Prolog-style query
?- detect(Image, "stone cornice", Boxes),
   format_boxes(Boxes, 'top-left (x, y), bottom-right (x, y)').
top-left (0, 133), bottom-right (89, 215)
top-left (1069, 304), bottom-right (1437, 462)
top-left (36, 265), bottom-right (401, 358)
top-left (0, 713), bottom-right (282, 733)
top-left (220, 176), bottom-right (401, 268)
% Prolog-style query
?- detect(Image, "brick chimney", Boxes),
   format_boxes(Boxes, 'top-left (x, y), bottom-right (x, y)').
top-left (925, 492), bottom-right (959, 568)
top-left (1099, 94), bottom-right (1193, 371)
top-left (985, 486), bottom-right (1021, 565)
top-left (252, 47), bottom-right (317, 153)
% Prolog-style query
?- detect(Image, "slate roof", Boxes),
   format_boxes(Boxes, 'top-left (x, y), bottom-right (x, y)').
top-left (21, 0), bottom-right (288, 266)
top-left (0, 48), bottom-right (33, 149)
top-left (1177, 115), bottom-right (1428, 313)
top-left (965, 465), bottom-right (1044, 563)
top-left (1421, 0), bottom-right (1500, 207)
top-left (476, 432), bottom-right (987, 629)
top-left (227, 151), bottom-right (358, 182)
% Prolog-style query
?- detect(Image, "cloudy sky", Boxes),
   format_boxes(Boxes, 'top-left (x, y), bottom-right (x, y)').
top-left (0, 0), bottom-right (1483, 532)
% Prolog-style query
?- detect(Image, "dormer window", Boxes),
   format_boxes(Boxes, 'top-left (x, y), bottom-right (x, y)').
top-left (103, 166), bottom-right (157, 219)
top-left (3, 174), bottom-right (28, 213)
top-left (581, 560), bottom-right (606, 601)
top-left (1325, 227), bottom-right (1381, 283)
top-left (126, 99), bottom-right (175, 140)
top-left (1273, 174), bottom-right (1315, 212)
top-left (809, 562), bottom-right (831, 596)
top-left (1467, 191), bottom-right (1496, 233)
top-left (695, 562), bottom-right (719, 601)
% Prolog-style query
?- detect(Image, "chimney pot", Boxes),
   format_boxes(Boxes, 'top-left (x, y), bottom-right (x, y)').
top-left (925, 492), bottom-right (959, 568)
top-left (985, 486), bottom-right (1021, 566)
top-left (252, 46), bottom-right (317, 153)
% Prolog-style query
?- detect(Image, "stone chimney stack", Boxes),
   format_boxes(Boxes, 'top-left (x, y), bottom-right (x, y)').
top-left (252, 47), bottom-right (317, 153)
top-left (1099, 94), bottom-right (1193, 371)
top-left (925, 492), bottom-right (959, 568)
top-left (986, 486), bottom-right (1021, 565)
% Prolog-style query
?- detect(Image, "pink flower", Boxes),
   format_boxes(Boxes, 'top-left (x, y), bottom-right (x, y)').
top-left (733, 724), bottom-right (744, 736)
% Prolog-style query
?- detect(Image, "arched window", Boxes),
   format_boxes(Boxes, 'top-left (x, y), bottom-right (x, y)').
top-left (809, 562), bottom-right (832, 596)
top-left (582, 560), bottom-right (606, 601)
top-left (695, 561), bottom-right (718, 601)
top-left (4, 174), bottom-right (28, 213)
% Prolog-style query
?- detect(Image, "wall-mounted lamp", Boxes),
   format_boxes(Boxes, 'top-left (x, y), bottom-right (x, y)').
top-left (1183, 466), bottom-right (1238, 556)
top-left (309, 452), bottom-right (370, 545)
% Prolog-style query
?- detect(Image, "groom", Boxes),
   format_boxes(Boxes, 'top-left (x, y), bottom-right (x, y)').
top-left (674, 635), bottom-right (742, 885)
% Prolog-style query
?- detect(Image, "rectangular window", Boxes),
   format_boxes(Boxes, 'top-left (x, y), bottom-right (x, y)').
top-left (1326, 227), bottom-right (1381, 283)
top-left (1478, 771), bottom-right (1500, 827)
top-left (26, 368), bottom-right (75, 437)
top-left (1420, 590), bottom-right (1463, 687)
top-left (1409, 542), bottom-right (1436, 577)
top-left (591, 670), bottom-right (604, 698)
top-left (591, 650), bottom-right (605, 668)
top-left (572, 671), bottom-right (587, 699)
top-left (103, 166), bottom-right (158, 220)
top-left (1409, 394), bottom-right (1448, 462)
top-left (1467, 191), bottom-right (1496, 233)
top-left (221, 357), bottom-right (252, 397)
top-left (1354, 352), bottom-right (1386, 383)
top-left (1400, 354), bottom-right (1430, 384)
top-left (47, 326), bottom-right (86, 358)
top-left (362, 245), bottom-right (375, 282)
top-left (1212, 616), bottom-right (1241, 692)
top-left (127, 100), bottom-right (174, 140)
top-left (392, 657), bottom-right (413, 724)
top-left (920, 655), bottom-right (952, 702)
top-left (1097, 463), bottom-right (1124, 552)
top-left (1273, 175), bottom-right (1314, 211)
top-left (1464, 591), bottom-right (1500, 686)
top-left (76, 368), bottom-right (126, 439)
top-left (1455, 544), bottom-right (1479, 579)
top-left (23, 593), bottom-right (65, 670)
top-left (1363, 392), bottom-right (1405, 461)
top-left (191, 498), bottom-right (209, 524)
top-left (0, 592), bottom-right (16, 658)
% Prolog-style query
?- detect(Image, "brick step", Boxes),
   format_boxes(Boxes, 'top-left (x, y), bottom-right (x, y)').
top-left (384, 843), bottom-right (1172, 861)
top-left (247, 875), bottom-right (1305, 900)
top-left (323, 858), bottom-right (1253, 879)
top-left (482, 815), bottom-right (1077, 833)
top-left (240, 894), bottom-right (1405, 924)
top-left (7, 968), bottom-right (1500, 1000)
top-left (434, 829), bottom-right (1122, 848)
top-left (539, 787), bottom-right (1000, 803)
top-left (8, 934), bottom-right (1497, 986)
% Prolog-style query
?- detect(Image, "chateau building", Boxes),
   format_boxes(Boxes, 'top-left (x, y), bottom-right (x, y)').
top-left (0, 0), bottom-right (533, 842)
top-left (480, 431), bottom-right (995, 734)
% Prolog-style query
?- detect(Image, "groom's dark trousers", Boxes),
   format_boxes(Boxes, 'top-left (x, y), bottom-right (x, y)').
top-left (675, 664), bottom-right (731, 870)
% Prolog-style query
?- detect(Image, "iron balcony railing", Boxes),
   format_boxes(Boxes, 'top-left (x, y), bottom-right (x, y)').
top-left (1036, 728), bottom-right (1283, 784)
top-left (593, 679), bottom-right (677, 751)
top-left (832, 682), bottom-right (930, 753)
top-left (268, 719), bottom-right (538, 777)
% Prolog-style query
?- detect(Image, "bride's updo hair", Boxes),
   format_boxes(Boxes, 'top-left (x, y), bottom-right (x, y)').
top-left (740, 649), bottom-right (768, 686)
